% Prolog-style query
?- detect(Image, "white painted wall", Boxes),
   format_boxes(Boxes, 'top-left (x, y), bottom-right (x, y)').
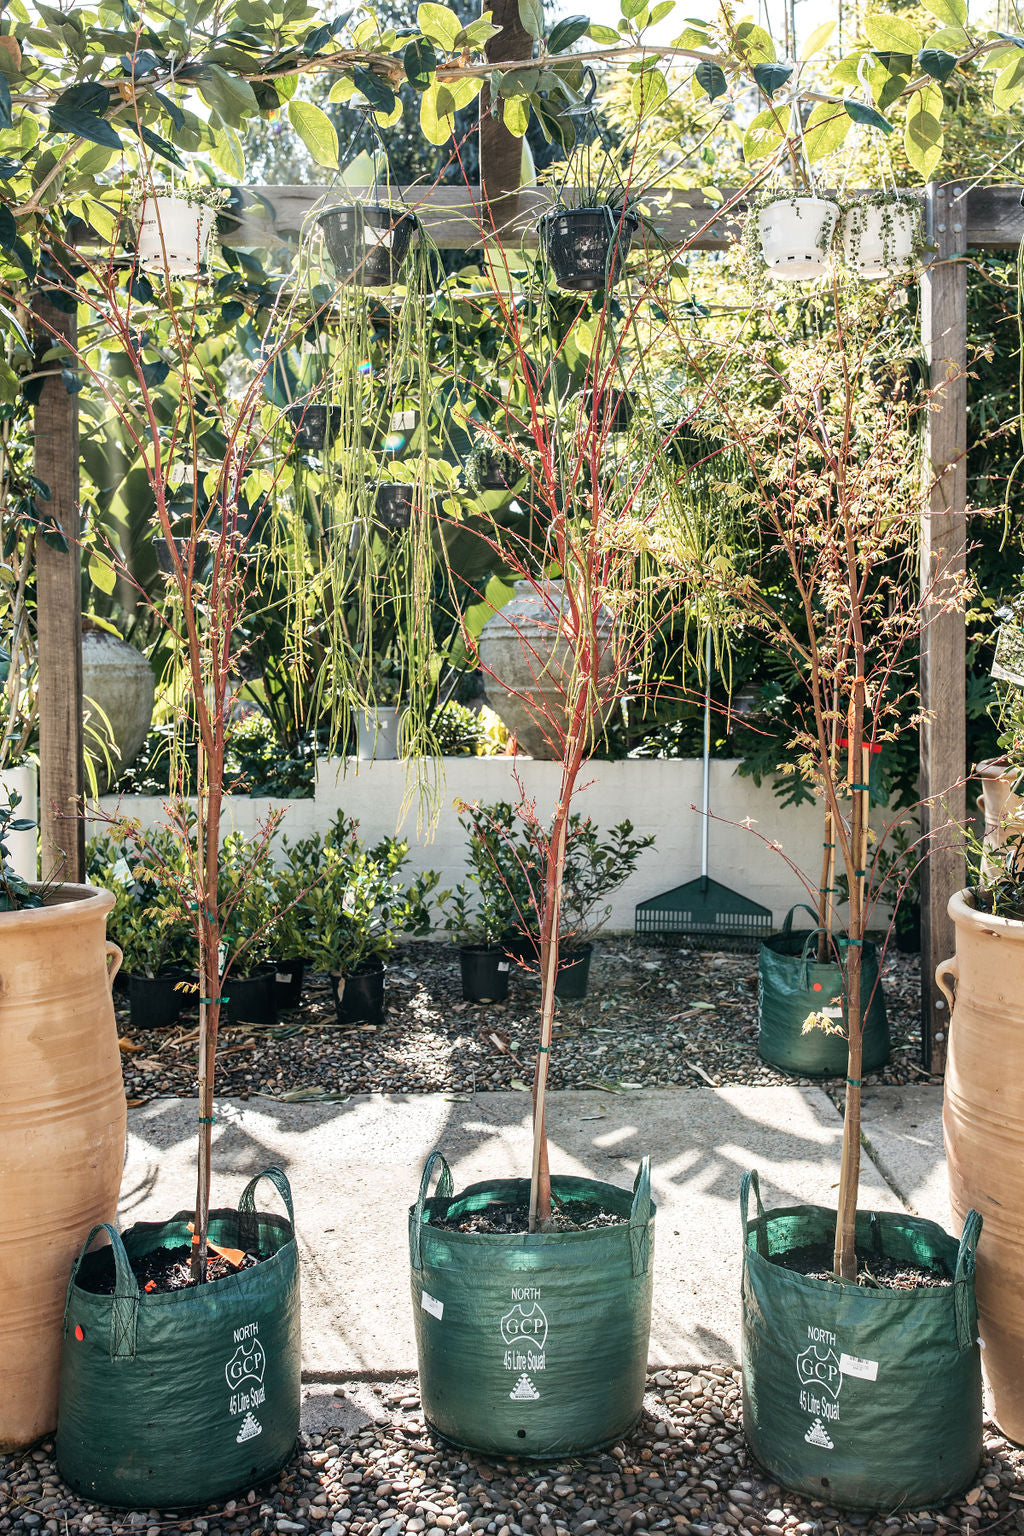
top-left (0, 764), bottom-right (38, 880)
top-left (95, 756), bottom-right (830, 931)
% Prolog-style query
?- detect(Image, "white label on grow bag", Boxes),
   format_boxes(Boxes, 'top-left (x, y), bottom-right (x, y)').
top-left (840, 1353), bottom-right (878, 1382)
top-left (421, 1290), bottom-right (444, 1320)
top-left (822, 1007), bottom-right (844, 1019)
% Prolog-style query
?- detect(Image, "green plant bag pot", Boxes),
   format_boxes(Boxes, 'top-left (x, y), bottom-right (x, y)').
top-left (56, 1168), bottom-right (300, 1510)
top-left (409, 1151), bottom-right (655, 1458)
top-left (740, 1171), bottom-right (983, 1512)
top-left (758, 907), bottom-right (889, 1076)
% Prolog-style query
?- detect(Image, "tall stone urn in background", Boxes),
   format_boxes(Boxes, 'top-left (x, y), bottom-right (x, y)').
top-left (0, 884), bottom-right (125, 1449)
top-left (0, 762), bottom-right (37, 878)
top-left (939, 890), bottom-right (1024, 1443)
top-left (976, 756), bottom-right (1024, 882)
top-left (477, 579), bottom-right (616, 759)
top-left (82, 624), bottom-right (155, 790)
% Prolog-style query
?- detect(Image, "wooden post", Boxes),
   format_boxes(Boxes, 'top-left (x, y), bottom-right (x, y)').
top-left (920, 181), bottom-right (969, 1075)
top-left (33, 290), bottom-right (85, 884)
top-left (478, 0), bottom-right (535, 235)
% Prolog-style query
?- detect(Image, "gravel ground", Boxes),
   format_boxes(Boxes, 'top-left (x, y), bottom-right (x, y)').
top-left (3, 1369), bottom-right (1020, 1536)
top-left (117, 939), bottom-right (927, 1105)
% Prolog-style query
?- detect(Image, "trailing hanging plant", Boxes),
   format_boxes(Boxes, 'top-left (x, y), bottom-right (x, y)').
top-left (839, 190), bottom-right (926, 282)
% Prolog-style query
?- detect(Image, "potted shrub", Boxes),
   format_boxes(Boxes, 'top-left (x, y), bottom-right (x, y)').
top-left (1, 791), bottom-right (126, 1451)
top-left (840, 192), bottom-right (924, 281)
top-left (132, 183), bottom-right (227, 278)
top-left (438, 802), bottom-right (518, 1004)
top-left (218, 832), bottom-right (279, 1027)
top-left (88, 832), bottom-right (197, 1028)
top-left (304, 814), bottom-right (437, 1025)
top-left (271, 829), bottom-right (325, 1010)
top-left (536, 118), bottom-right (644, 293)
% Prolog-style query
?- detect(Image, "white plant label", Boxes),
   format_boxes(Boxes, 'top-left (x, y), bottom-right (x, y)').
top-left (421, 1290), bottom-right (444, 1320)
top-left (839, 1352), bottom-right (878, 1381)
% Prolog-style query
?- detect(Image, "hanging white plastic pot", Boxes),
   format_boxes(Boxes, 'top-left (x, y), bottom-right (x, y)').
top-left (757, 198), bottom-right (839, 282)
top-left (841, 200), bottom-right (921, 281)
top-left (136, 196), bottom-right (215, 277)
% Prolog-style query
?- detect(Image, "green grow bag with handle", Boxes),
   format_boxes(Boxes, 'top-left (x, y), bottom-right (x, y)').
top-left (56, 1167), bottom-right (300, 1510)
top-left (758, 905), bottom-right (889, 1075)
top-left (409, 1150), bottom-right (655, 1457)
top-left (740, 1170), bottom-right (983, 1511)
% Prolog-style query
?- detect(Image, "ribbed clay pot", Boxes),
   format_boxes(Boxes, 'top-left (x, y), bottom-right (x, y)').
top-left (939, 888), bottom-right (1024, 1442)
top-left (477, 579), bottom-right (616, 759)
top-left (0, 884), bottom-right (125, 1450)
top-left (82, 628), bottom-right (155, 790)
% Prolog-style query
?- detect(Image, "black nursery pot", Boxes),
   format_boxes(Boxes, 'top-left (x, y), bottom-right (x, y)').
top-left (539, 207), bottom-right (639, 293)
top-left (273, 958), bottom-right (308, 1010)
top-left (127, 970), bottom-right (194, 1030)
top-left (459, 943), bottom-right (510, 1004)
top-left (318, 204), bottom-right (418, 286)
top-left (332, 960), bottom-right (386, 1026)
top-left (225, 968), bottom-right (278, 1026)
top-left (288, 403), bottom-right (340, 451)
top-left (374, 482), bottom-right (413, 532)
top-left (555, 943), bottom-right (593, 1000)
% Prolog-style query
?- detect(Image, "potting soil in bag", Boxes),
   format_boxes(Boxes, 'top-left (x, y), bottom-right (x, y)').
top-left (740, 1170), bottom-right (983, 1511)
top-left (56, 1167), bottom-right (300, 1509)
top-left (758, 905), bottom-right (889, 1075)
top-left (410, 1151), bottom-right (655, 1457)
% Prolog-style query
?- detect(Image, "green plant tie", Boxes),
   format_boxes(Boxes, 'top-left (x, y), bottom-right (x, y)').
top-left (846, 1077), bottom-right (861, 1088)
top-left (849, 782), bottom-right (871, 791)
top-left (843, 939), bottom-right (863, 947)
top-left (199, 1116), bottom-right (216, 1124)
top-left (537, 1045), bottom-right (550, 1053)
top-left (199, 995), bottom-right (228, 1004)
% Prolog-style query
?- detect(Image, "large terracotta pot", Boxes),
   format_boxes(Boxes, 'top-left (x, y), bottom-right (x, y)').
top-left (0, 884), bottom-right (125, 1450)
top-left (976, 756), bottom-right (1024, 883)
top-left (939, 888), bottom-right (1024, 1442)
top-left (477, 579), bottom-right (616, 759)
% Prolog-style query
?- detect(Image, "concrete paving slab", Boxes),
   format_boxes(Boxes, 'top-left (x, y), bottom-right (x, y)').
top-left (121, 1086), bottom-right (904, 1375)
top-left (858, 1082), bottom-right (949, 1229)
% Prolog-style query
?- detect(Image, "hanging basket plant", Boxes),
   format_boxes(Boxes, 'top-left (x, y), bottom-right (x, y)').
top-left (287, 402), bottom-right (341, 451)
top-left (132, 186), bottom-right (227, 277)
top-left (748, 193), bottom-right (840, 283)
top-left (840, 193), bottom-right (924, 281)
top-left (317, 203), bottom-right (419, 286)
top-left (539, 205), bottom-right (640, 293)
top-left (374, 480), bottom-right (414, 532)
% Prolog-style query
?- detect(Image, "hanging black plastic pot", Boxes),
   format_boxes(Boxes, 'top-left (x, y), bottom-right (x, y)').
top-left (318, 204), bottom-right (418, 286)
top-left (374, 482), bottom-right (413, 532)
top-left (539, 207), bottom-right (639, 292)
top-left (578, 387), bottom-right (634, 433)
top-left (287, 403), bottom-right (340, 451)
top-left (409, 1151), bottom-right (655, 1457)
top-left (273, 957), bottom-right (308, 1010)
top-left (56, 1168), bottom-right (301, 1510)
top-left (459, 943), bottom-right (510, 1003)
top-left (332, 959), bottom-right (386, 1025)
top-left (757, 906), bottom-right (889, 1076)
top-left (740, 1170), bottom-right (983, 1511)
top-left (127, 970), bottom-right (195, 1030)
top-left (225, 968), bottom-right (278, 1027)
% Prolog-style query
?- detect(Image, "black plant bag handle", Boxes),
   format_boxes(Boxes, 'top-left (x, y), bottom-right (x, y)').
top-left (63, 1224), bottom-right (139, 1362)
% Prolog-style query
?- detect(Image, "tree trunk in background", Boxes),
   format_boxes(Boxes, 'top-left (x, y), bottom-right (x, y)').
top-left (479, 0), bottom-right (534, 237)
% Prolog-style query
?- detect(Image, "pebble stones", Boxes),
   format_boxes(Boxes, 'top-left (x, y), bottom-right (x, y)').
top-left (2, 1370), bottom-right (1019, 1536)
top-left (117, 941), bottom-right (925, 1105)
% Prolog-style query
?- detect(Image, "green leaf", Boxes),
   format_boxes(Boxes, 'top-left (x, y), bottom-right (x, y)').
top-left (287, 98), bottom-right (339, 167)
top-left (417, 2), bottom-right (461, 51)
top-left (927, 26), bottom-right (972, 50)
top-left (803, 99), bottom-right (852, 160)
top-left (518, 0), bottom-right (543, 38)
top-left (733, 20), bottom-right (775, 63)
top-left (587, 22), bottom-right (619, 42)
top-left (843, 97), bottom-right (894, 133)
top-left (548, 13), bottom-right (589, 51)
top-left (461, 15), bottom-right (501, 46)
top-left (920, 0), bottom-right (966, 27)
top-left (743, 106), bottom-right (785, 162)
top-left (801, 19), bottom-right (835, 59)
top-left (919, 46), bottom-right (957, 82)
top-left (352, 65), bottom-right (396, 114)
top-left (752, 60), bottom-right (792, 95)
top-left (88, 552), bottom-right (116, 596)
top-left (694, 60), bottom-right (727, 100)
top-left (621, 0), bottom-right (647, 17)
top-left (904, 83), bottom-right (944, 179)
top-left (420, 79), bottom-right (456, 143)
top-left (49, 84), bottom-right (122, 149)
top-left (864, 14), bottom-right (922, 56)
top-left (196, 63), bottom-right (258, 127)
top-left (404, 36), bottom-right (437, 89)
top-left (994, 52), bottom-right (1024, 110)
top-left (503, 90), bottom-right (530, 135)
top-left (631, 66), bottom-right (667, 116)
